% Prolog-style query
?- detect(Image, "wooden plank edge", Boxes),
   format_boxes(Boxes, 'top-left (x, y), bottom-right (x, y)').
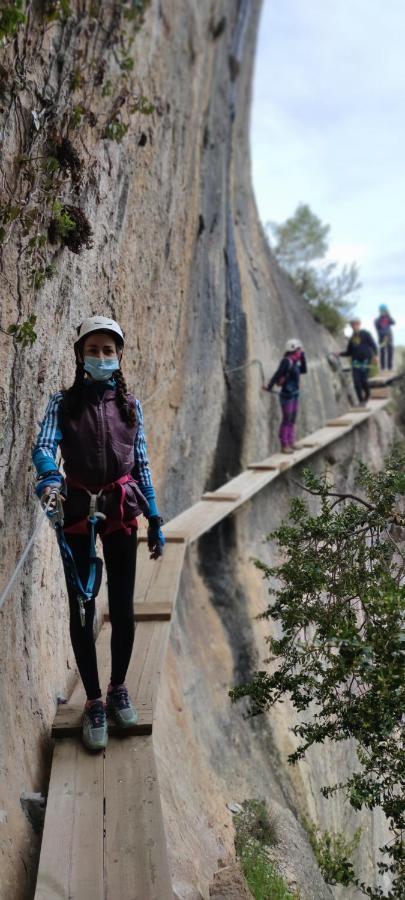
top-left (201, 492), bottom-right (241, 501)
top-left (138, 533), bottom-right (187, 543)
top-left (104, 607), bottom-right (172, 623)
top-left (247, 463), bottom-right (279, 471)
top-left (326, 420), bottom-right (353, 427)
top-left (52, 714), bottom-right (153, 739)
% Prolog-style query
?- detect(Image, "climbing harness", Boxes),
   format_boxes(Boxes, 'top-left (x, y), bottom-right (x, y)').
top-left (48, 492), bottom-right (104, 628)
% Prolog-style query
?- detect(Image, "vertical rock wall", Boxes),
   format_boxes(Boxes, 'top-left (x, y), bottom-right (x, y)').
top-left (0, 2), bottom-right (391, 898)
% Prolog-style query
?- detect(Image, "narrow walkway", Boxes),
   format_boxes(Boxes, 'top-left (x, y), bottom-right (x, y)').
top-left (34, 396), bottom-right (390, 900)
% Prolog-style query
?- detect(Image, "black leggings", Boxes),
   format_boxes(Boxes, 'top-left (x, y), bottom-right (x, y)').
top-left (352, 367), bottom-right (370, 403)
top-left (380, 341), bottom-right (393, 371)
top-left (64, 529), bottom-right (137, 701)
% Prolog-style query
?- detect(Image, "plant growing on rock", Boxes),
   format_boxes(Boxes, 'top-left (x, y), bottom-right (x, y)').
top-left (48, 201), bottom-right (93, 253)
top-left (0, 0), bottom-right (26, 41)
top-left (230, 451), bottom-right (405, 899)
top-left (7, 314), bottom-right (37, 347)
top-left (303, 818), bottom-right (362, 888)
top-left (234, 800), bottom-right (299, 900)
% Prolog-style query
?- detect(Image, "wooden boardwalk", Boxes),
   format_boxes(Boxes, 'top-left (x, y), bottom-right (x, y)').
top-left (34, 397), bottom-right (390, 899)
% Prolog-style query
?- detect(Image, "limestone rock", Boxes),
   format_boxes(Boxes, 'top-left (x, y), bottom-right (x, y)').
top-left (209, 863), bottom-right (253, 899)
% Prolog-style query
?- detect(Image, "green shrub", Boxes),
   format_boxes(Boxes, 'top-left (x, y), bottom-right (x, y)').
top-left (234, 800), bottom-right (299, 900)
top-left (0, 1), bottom-right (26, 40)
top-left (304, 818), bottom-right (361, 886)
top-left (241, 843), bottom-right (299, 900)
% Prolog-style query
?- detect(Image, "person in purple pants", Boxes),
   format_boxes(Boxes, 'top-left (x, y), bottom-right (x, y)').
top-left (263, 339), bottom-right (307, 453)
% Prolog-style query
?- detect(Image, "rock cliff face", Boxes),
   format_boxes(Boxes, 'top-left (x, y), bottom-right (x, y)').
top-left (0, 2), bottom-right (394, 898)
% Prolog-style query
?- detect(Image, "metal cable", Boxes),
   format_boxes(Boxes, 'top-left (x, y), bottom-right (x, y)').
top-left (0, 497), bottom-right (52, 613)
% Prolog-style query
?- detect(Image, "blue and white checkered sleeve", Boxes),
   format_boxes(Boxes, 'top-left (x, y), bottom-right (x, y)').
top-left (133, 399), bottom-right (153, 489)
top-left (133, 399), bottom-right (163, 519)
top-left (32, 392), bottom-right (64, 477)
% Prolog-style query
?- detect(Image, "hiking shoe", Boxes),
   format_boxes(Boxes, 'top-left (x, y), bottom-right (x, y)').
top-left (106, 684), bottom-right (138, 728)
top-left (281, 447), bottom-right (294, 454)
top-left (82, 699), bottom-right (108, 752)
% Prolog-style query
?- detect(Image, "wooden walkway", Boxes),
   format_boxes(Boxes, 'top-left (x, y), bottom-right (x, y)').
top-left (34, 396), bottom-right (390, 899)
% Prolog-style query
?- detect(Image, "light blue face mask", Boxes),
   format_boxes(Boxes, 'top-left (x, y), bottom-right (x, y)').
top-left (84, 356), bottom-right (120, 382)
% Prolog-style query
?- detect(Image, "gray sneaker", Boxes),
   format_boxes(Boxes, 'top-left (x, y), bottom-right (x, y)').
top-left (106, 684), bottom-right (138, 728)
top-left (82, 700), bottom-right (108, 752)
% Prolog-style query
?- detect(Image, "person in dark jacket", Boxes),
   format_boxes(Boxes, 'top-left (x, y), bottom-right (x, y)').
top-left (374, 304), bottom-right (395, 371)
top-left (33, 316), bottom-right (165, 752)
top-left (340, 318), bottom-right (378, 405)
top-left (263, 339), bottom-right (307, 453)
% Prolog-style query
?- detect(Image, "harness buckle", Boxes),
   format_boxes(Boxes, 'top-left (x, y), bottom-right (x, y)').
top-left (87, 492), bottom-right (107, 522)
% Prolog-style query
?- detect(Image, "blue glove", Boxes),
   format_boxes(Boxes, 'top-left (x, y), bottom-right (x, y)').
top-left (141, 483), bottom-right (161, 519)
top-left (35, 471), bottom-right (64, 499)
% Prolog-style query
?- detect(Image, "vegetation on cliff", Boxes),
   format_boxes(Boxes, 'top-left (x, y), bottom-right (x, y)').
top-left (0, 0), bottom-right (153, 344)
top-left (267, 203), bottom-right (361, 335)
top-left (231, 450), bottom-right (405, 898)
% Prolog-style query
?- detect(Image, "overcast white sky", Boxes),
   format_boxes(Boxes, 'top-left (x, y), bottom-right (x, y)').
top-left (250, 0), bottom-right (405, 344)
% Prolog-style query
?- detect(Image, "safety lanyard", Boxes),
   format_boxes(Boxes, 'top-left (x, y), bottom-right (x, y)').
top-left (47, 494), bottom-right (102, 627)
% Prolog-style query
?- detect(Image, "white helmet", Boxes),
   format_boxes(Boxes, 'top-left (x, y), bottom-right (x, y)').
top-left (75, 315), bottom-right (124, 347)
top-left (285, 338), bottom-right (301, 353)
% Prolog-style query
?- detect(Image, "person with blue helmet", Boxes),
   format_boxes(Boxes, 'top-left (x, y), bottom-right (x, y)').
top-left (374, 305), bottom-right (395, 371)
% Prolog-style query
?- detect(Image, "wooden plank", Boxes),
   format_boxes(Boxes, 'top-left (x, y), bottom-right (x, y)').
top-left (127, 621), bottom-right (171, 715)
top-left (53, 625), bottom-right (154, 737)
top-left (247, 463), bottom-right (279, 471)
top-left (34, 741), bottom-right (104, 900)
top-left (370, 387), bottom-right (389, 398)
top-left (134, 541), bottom-right (156, 603)
top-left (52, 705), bottom-right (152, 738)
top-left (103, 601), bottom-right (173, 622)
top-left (138, 533), bottom-right (186, 543)
top-left (326, 419), bottom-right (353, 427)
top-left (143, 543), bottom-right (186, 607)
top-left (349, 407), bottom-right (372, 413)
top-left (104, 736), bottom-right (172, 900)
top-left (202, 491), bottom-right (241, 501)
top-left (164, 499), bottom-right (239, 543)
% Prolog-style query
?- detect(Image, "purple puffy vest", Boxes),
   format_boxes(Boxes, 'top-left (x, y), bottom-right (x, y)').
top-left (60, 385), bottom-right (147, 525)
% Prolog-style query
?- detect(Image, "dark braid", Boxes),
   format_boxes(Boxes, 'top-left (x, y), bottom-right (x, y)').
top-left (61, 358), bottom-right (86, 420)
top-left (115, 368), bottom-right (137, 427)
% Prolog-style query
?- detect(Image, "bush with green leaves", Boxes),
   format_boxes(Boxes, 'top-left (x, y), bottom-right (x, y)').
top-left (234, 800), bottom-right (299, 900)
top-left (267, 203), bottom-right (361, 335)
top-left (0, 1), bottom-right (26, 41)
top-left (230, 451), bottom-right (405, 899)
top-left (7, 314), bottom-right (37, 347)
top-left (303, 818), bottom-right (361, 887)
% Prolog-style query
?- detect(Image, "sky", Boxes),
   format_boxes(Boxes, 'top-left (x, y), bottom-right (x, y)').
top-left (250, 0), bottom-right (405, 344)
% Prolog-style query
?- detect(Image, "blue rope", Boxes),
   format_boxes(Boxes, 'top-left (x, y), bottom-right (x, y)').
top-left (54, 516), bottom-right (100, 625)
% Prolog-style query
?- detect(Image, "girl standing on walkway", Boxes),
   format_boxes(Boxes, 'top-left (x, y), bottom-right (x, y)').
top-left (33, 316), bottom-right (165, 752)
top-left (263, 339), bottom-right (307, 453)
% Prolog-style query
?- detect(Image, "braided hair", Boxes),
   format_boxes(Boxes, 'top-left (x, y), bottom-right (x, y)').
top-left (62, 358), bottom-right (86, 420)
top-left (114, 367), bottom-right (136, 426)
top-left (62, 337), bottom-right (136, 427)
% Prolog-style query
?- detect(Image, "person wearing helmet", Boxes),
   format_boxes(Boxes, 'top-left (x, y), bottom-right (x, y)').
top-left (32, 316), bottom-right (165, 752)
top-left (374, 305), bottom-right (395, 371)
top-left (339, 318), bottom-right (378, 406)
top-left (263, 339), bottom-right (307, 453)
